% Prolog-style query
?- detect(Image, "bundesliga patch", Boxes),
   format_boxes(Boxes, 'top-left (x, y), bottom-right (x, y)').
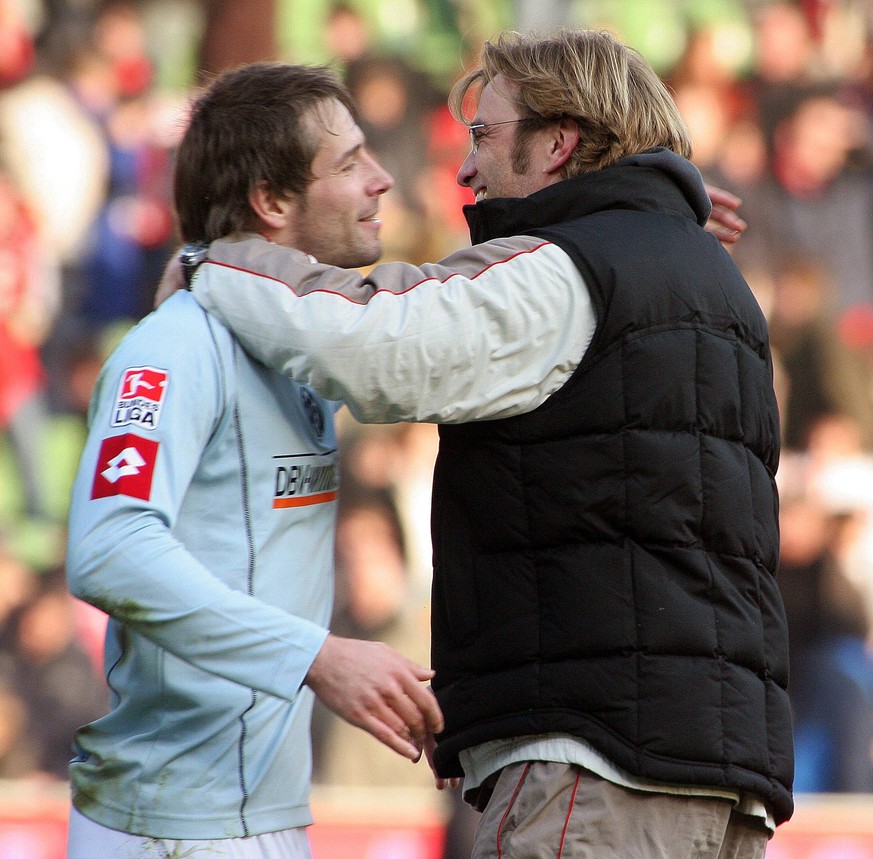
top-left (91, 434), bottom-right (159, 501)
top-left (111, 366), bottom-right (169, 431)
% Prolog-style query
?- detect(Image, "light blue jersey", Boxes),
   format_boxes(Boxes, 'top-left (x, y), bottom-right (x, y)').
top-left (66, 290), bottom-right (339, 839)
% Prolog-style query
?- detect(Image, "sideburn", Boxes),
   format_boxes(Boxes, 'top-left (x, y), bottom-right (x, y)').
top-left (510, 129), bottom-right (532, 175)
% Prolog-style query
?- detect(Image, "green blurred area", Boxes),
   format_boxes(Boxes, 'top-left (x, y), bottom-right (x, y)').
top-left (0, 416), bottom-right (85, 570)
top-left (274, 0), bottom-right (751, 85)
top-left (277, 0), bottom-right (515, 88)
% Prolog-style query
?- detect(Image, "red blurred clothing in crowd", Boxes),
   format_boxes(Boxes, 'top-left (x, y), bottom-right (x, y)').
top-left (0, 0), bottom-right (34, 89)
top-left (0, 172), bottom-right (44, 428)
top-left (0, 170), bottom-right (54, 519)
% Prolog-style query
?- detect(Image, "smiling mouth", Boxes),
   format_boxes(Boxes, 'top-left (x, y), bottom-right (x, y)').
top-left (475, 189), bottom-right (487, 202)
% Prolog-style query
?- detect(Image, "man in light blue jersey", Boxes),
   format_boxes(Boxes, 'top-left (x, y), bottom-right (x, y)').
top-left (65, 62), bottom-right (443, 859)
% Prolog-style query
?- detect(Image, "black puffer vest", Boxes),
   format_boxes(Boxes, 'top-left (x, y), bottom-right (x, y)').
top-left (430, 151), bottom-right (793, 824)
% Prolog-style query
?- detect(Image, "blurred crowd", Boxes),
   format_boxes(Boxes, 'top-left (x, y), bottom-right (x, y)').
top-left (1, 0), bottom-right (873, 839)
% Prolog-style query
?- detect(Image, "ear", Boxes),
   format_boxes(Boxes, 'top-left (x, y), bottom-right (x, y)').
top-left (248, 181), bottom-right (297, 232)
top-left (544, 117), bottom-right (581, 176)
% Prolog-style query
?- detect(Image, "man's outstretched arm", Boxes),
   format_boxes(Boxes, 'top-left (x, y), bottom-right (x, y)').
top-left (192, 234), bottom-right (596, 425)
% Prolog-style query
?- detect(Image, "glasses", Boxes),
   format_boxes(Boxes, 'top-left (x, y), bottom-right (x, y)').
top-left (468, 118), bottom-right (530, 153)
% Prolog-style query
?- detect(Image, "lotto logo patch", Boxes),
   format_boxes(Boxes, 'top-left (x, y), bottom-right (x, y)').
top-left (111, 367), bottom-right (169, 431)
top-left (91, 434), bottom-right (159, 501)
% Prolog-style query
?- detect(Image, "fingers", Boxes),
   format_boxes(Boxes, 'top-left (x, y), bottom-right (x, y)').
top-left (396, 672), bottom-right (444, 737)
top-left (705, 205), bottom-right (747, 245)
top-left (422, 732), bottom-right (460, 790)
top-left (703, 183), bottom-right (747, 246)
top-left (369, 652), bottom-right (441, 741)
top-left (706, 224), bottom-right (740, 244)
top-left (364, 713), bottom-right (425, 761)
top-left (374, 671), bottom-right (443, 751)
top-left (340, 691), bottom-right (423, 760)
top-left (305, 635), bottom-right (444, 759)
top-left (704, 184), bottom-right (741, 211)
top-left (711, 204), bottom-right (747, 234)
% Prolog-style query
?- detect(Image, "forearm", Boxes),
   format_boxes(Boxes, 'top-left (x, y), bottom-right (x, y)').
top-left (67, 510), bottom-right (328, 699)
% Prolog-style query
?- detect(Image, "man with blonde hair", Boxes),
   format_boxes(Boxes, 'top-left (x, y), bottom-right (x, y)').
top-left (186, 28), bottom-right (791, 858)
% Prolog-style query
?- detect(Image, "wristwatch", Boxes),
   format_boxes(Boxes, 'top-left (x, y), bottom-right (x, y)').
top-left (179, 243), bottom-right (209, 288)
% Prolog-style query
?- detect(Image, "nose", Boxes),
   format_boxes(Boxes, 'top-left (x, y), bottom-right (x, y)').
top-left (456, 150), bottom-right (476, 188)
top-left (365, 151), bottom-right (394, 195)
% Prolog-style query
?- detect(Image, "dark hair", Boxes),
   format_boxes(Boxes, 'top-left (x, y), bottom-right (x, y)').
top-left (173, 62), bottom-right (357, 242)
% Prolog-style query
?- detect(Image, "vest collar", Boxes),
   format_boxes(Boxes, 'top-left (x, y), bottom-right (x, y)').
top-left (464, 148), bottom-right (712, 245)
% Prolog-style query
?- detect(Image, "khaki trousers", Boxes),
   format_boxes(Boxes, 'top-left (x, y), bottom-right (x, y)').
top-left (472, 762), bottom-right (770, 859)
